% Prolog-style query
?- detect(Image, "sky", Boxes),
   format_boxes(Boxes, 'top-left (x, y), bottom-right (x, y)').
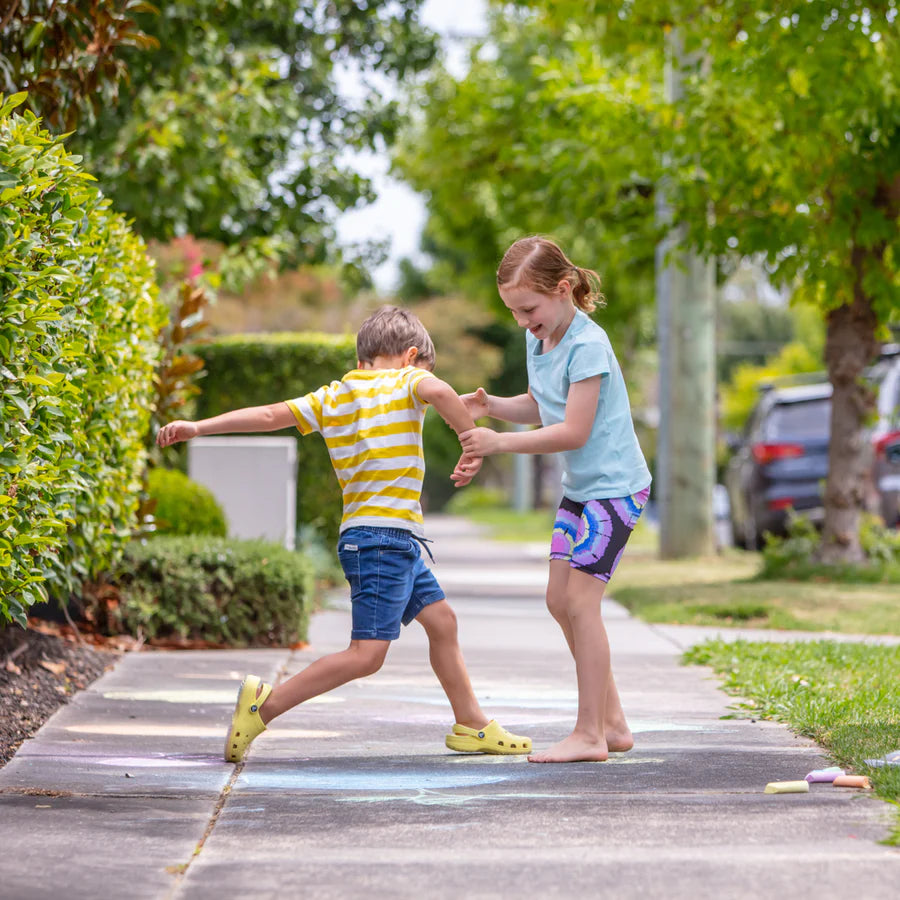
top-left (334, 0), bottom-right (487, 293)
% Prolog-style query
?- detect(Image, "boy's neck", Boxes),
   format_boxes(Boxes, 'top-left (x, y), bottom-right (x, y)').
top-left (358, 356), bottom-right (408, 370)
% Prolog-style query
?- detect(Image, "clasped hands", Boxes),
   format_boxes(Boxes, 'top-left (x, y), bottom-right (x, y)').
top-left (451, 387), bottom-right (502, 487)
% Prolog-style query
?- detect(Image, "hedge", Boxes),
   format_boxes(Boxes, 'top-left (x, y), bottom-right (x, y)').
top-left (194, 332), bottom-right (357, 546)
top-left (111, 536), bottom-right (314, 646)
top-left (0, 96), bottom-right (165, 625)
top-left (146, 467), bottom-right (227, 538)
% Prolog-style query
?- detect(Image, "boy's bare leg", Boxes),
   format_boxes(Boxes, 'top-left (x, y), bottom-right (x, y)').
top-left (532, 563), bottom-right (632, 761)
top-left (416, 599), bottom-right (489, 730)
top-left (259, 639), bottom-right (390, 725)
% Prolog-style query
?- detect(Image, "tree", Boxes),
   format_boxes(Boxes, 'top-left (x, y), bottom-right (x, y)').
top-left (0, 1), bottom-right (156, 131)
top-left (3, 0), bottom-right (438, 271)
top-left (393, 7), bottom-right (658, 356)
top-left (548, 0), bottom-right (900, 562)
top-left (411, 0), bottom-right (899, 563)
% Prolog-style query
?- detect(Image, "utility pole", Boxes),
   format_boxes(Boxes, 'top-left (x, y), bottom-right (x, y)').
top-left (655, 28), bottom-right (716, 558)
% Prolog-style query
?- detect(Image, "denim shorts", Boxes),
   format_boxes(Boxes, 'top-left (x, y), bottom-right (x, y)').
top-left (550, 486), bottom-right (651, 582)
top-left (337, 527), bottom-right (445, 641)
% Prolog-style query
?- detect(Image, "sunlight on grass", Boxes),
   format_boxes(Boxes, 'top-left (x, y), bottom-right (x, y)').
top-left (685, 639), bottom-right (900, 844)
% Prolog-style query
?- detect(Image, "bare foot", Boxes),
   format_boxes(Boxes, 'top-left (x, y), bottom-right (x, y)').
top-left (606, 729), bottom-right (634, 753)
top-left (527, 733), bottom-right (608, 763)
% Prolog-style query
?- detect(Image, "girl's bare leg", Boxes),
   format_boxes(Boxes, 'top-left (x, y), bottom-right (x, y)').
top-left (416, 599), bottom-right (488, 729)
top-left (259, 639), bottom-right (389, 724)
top-left (531, 562), bottom-right (632, 761)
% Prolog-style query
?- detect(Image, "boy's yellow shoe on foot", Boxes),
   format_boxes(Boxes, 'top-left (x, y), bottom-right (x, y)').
top-left (225, 675), bottom-right (272, 763)
top-left (445, 719), bottom-right (532, 755)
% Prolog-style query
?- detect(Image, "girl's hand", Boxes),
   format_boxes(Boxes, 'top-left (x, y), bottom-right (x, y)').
top-left (157, 420), bottom-right (199, 447)
top-left (460, 387), bottom-right (490, 420)
top-left (459, 426), bottom-right (501, 457)
top-left (451, 453), bottom-right (482, 487)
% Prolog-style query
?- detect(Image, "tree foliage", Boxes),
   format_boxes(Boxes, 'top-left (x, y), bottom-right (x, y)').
top-left (393, 7), bottom-right (658, 354)
top-left (3, 0), bottom-right (438, 271)
top-left (399, 0), bottom-right (900, 562)
top-left (72, 0), bottom-right (437, 268)
top-left (0, 0), bottom-right (157, 132)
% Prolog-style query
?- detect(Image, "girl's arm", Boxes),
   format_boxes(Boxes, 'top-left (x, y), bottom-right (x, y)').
top-left (461, 387), bottom-right (542, 425)
top-left (459, 376), bottom-right (601, 456)
top-left (156, 402), bottom-right (297, 448)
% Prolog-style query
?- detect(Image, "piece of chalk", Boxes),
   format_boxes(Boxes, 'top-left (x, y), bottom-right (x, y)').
top-left (764, 780), bottom-right (810, 794)
top-left (832, 775), bottom-right (872, 789)
top-left (805, 767), bottom-right (845, 783)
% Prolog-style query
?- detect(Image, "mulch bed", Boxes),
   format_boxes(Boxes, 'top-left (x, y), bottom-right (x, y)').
top-left (0, 622), bottom-right (126, 768)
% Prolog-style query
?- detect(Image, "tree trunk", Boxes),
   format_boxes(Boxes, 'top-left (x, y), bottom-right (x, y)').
top-left (818, 265), bottom-right (879, 564)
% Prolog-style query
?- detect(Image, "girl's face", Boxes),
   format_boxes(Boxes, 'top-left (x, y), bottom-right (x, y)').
top-left (499, 281), bottom-right (574, 344)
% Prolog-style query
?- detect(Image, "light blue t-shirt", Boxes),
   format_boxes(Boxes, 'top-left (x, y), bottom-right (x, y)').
top-left (526, 309), bottom-right (651, 501)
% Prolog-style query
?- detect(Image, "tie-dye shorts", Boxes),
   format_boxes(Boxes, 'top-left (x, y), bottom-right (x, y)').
top-left (549, 486), bottom-right (651, 582)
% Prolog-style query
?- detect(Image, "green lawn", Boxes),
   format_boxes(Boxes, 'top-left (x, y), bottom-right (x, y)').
top-left (685, 639), bottom-right (900, 845)
top-left (613, 545), bottom-right (900, 635)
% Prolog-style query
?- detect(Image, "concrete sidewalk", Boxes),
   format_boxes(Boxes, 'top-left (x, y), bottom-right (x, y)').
top-left (1, 515), bottom-right (897, 899)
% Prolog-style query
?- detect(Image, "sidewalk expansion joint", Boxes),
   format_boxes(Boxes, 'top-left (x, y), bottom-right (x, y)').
top-left (165, 760), bottom-right (243, 899)
top-left (166, 658), bottom-right (290, 897)
top-left (648, 621), bottom-right (691, 652)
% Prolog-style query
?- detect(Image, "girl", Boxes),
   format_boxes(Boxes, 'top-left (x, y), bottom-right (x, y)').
top-left (457, 236), bottom-right (651, 763)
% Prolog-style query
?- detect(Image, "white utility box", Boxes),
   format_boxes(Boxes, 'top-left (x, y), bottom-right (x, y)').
top-left (188, 437), bottom-right (297, 550)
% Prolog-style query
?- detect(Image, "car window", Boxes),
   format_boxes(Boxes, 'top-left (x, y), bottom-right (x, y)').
top-left (765, 399), bottom-right (831, 440)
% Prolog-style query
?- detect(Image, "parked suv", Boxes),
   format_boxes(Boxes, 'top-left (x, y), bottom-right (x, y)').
top-left (725, 382), bottom-right (831, 549)
top-left (870, 349), bottom-right (900, 526)
top-left (725, 347), bottom-right (900, 549)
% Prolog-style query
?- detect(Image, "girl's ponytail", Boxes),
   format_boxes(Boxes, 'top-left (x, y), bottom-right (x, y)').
top-left (572, 266), bottom-right (605, 313)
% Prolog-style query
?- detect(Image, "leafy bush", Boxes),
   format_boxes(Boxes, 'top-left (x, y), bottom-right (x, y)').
top-left (194, 333), bottom-right (357, 546)
top-left (445, 485), bottom-right (510, 514)
top-left (146, 468), bottom-right (226, 537)
top-left (107, 537), bottom-right (314, 646)
top-left (0, 97), bottom-right (165, 626)
top-left (759, 512), bottom-right (900, 583)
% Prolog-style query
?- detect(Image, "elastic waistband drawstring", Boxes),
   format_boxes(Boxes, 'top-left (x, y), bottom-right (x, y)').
top-left (410, 534), bottom-right (436, 564)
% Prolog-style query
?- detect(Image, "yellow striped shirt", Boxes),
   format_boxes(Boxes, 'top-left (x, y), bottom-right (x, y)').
top-left (285, 367), bottom-right (435, 536)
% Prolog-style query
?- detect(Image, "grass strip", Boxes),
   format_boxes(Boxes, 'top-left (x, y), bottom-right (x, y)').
top-left (684, 638), bottom-right (900, 844)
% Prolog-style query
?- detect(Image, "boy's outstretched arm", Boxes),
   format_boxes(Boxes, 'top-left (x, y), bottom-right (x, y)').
top-left (156, 402), bottom-right (297, 448)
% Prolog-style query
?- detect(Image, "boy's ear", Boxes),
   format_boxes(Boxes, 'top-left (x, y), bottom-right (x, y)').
top-left (403, 346), bottom-right (419, 366)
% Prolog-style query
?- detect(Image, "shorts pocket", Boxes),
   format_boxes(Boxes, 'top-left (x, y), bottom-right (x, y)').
top-left (338, 543), bottom-right (361, 589)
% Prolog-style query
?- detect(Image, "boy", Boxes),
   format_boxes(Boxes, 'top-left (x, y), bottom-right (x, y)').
top-left (156, 306), bottom-right (531, 762)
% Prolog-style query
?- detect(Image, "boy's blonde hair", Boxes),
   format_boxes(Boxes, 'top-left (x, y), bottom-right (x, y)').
top-left (497, 236), bottom-right (605, 313)
top-left (356, 305), bottom-right (436, 371)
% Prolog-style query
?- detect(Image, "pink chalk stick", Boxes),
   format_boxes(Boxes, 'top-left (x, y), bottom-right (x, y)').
top-left (805, 767), bottom-right (845, 783)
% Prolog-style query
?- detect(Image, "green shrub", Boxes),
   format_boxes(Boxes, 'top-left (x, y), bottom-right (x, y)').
top-left (0, 96), bottom-right (165, 625)
top-left (194, 333), bottom-right (357, 546)
top-left (146, 468), bottom-right (227, 537)
top-left (111, 536), bottom-right (314, 646)
top-left (759, 512), bottom-right (900, 583)
top-left (445, 485), bottom-right (510, 514)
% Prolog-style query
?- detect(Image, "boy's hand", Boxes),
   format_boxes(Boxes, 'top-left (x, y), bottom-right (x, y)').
top-left (157, 420), bottom-right (199, 447)
top-left (451, 453), bottom-right (482, 488)
top-left (460, 387), bottom-right (489, 420)
top-left (459, 426), bottom-right (501, 457)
